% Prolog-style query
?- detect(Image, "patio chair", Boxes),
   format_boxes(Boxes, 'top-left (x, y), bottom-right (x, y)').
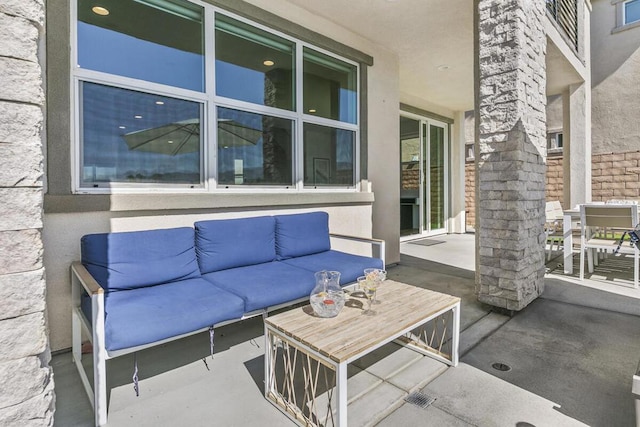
top-left (600, 200), bottom-right (639, 238)
top-left (579, 204), bottom-right (639, 288)
top-left (545, 200), bottom-right (564, 261)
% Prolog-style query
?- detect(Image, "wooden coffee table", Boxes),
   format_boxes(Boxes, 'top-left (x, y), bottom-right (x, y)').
top-left (264, 280), bottom-right (460, 427)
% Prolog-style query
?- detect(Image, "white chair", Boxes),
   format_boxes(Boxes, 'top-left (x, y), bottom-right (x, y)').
top-left (545, 200), bottom-right (564, 261)
top-left (606, 199), bottom-right (638, 205)
top-left (601, 200), bottom-right (639, 238)
top-left (579, 204), bottom-right (639, 288)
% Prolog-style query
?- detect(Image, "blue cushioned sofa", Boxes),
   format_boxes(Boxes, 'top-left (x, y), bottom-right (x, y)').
top-left (70, 211), bottom-right (384, 426)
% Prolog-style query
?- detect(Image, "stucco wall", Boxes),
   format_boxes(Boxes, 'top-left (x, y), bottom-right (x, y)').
top-left (591, 0), bottom-right (640, 154)
top-left (44, 0), bottom-right (401, 351)
top-left (546, 94), bottom-right (563, 132)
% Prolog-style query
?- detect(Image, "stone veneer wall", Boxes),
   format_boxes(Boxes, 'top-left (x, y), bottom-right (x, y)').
top-left (467, 153), bottom-right (563, 230)
top-left (475, 0), bottom-right (547, 310)
top-left (0, 1), bottom-right (55, 425)
top-left (466, 150), bottom-right (640, 229)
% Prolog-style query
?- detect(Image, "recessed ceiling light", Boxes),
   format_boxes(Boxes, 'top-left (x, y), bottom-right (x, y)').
top-left (134, 115), bottom-right (142, 119)
top-left (263, 60), bottom-right (275, 67)
top-left (155, 101), bottom-right (165, 105)
top-left (308, 109), bottom-right (317, 113)
top-left (92, 6), bottom-right (110, 16)
top-left (437, 65), bottom-right (450, 71)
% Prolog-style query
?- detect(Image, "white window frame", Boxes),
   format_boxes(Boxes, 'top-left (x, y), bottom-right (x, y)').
top-left (70, 1), bottom-right (360, 194)
top-left (547, 131), bottom-right (563, 154)
top-left (613, 0), bottom-right (640, 33)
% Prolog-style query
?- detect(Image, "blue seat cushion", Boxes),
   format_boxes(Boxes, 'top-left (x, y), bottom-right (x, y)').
top-left (281, 250), bottom-right (384, 285)
top-left (103, 278), bottom-right (245, 352)
top-left (81, 227), bottom-right (201, 291)
top-left (275, 212), bottom-right (331, 259)
top-left (195, 216), bottom-right (277, 273)
top-left (202, 262), bottom-right (316, 312)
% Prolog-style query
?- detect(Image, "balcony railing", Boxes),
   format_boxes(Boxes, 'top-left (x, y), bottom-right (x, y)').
top-left (546, 0), bottom-right (579, 52)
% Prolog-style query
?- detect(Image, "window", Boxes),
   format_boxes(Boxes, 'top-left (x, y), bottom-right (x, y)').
top-left (303, 124), bottom-right (355, 187)
top-left (77, 0), bottom-right (204, 91)
top-left (73, 0), bottom-right (360, 191)
top-left (547, 132), bottom-right (563, 153)
top-left (217, 107), bottom-right (293, 186)
top-left (614, 0), bottom-right (640, 31)
top-left (303, 48), bottom-right (357, 124)
top-left (215, 14), bottom-right (295, 110)
top-left (624, 0), bottom-right (640, 25)
top-left (80, 82), bottom-right (202, 186)
top-left (465, 143), bottom-right (474, 161)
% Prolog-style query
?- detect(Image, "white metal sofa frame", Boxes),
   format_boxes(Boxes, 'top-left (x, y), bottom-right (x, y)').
top-left (579, 204), bottom-right (639, 289)
top-left (71, 233), bottom-right (385, 427)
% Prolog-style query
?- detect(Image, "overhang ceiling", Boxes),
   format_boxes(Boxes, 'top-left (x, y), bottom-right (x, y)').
top-left (283, 0), bottom-right (586, 114)
top-left (284, 0), bottom-right (475, 112)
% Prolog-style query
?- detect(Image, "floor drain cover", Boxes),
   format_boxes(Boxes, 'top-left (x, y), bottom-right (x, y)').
top-left (405, 391), bottom-right (436, 409)
top-left (491, 362), bottom-right (512, 372)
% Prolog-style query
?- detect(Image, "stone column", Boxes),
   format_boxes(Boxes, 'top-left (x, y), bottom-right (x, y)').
top-left (474, 0), bottom-right (547, 311)
top-left (0, 1), bottom-right (55, 425)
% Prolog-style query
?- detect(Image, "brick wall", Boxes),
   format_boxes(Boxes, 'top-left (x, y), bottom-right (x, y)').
top-left (546, 154), bottom-right (564, 207)
top-left (465, 162), bottom-right (476, 229)
top-left (592, 151), bottom-right (640, 201)
top-left (401, 165), bottom-right (419, 191)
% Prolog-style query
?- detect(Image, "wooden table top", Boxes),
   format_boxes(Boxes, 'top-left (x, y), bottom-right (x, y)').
top-left (264, 280), bottom-right (460, 363)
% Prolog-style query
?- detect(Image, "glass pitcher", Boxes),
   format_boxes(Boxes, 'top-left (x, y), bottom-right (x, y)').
top-left (310, 270), bottom-right (345, 318)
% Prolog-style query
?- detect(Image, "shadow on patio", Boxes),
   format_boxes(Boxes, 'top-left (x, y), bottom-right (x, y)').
top-left (52, 234), bottom-right (640, 426)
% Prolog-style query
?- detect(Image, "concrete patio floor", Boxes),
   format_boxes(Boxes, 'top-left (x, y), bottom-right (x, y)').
top-left (51, 234), bottom-right (640, 426)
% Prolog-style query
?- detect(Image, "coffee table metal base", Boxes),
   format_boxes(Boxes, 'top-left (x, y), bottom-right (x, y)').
top-left (264, 282), bottom-right (460, 427)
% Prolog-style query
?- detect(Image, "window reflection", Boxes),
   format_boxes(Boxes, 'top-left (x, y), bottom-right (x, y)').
top-left (217, 107), bottom-right (293, 186)
top-left (77, 0), bottom-right (204, 91)
top-left (303, 48), bottom-right (357, 124)
top-left (81, 82), bottom-right (201, 185)
top-left (303, 123), bottom-right (354, 187)
top-left (74, 2), bottom-right (361, 190)
top-left (215, 15), bottom-right (295, 110)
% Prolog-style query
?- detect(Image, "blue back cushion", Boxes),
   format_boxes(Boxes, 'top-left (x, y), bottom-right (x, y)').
top-left (194, 216), bottom-right (276, 273)
top-left (275, 212), bottom-right (331, 259)
top-left (81, 227), bottom-right (201, 291)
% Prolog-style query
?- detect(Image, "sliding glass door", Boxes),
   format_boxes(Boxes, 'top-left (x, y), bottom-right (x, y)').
top-left (400, 114), bottom-right (449, 238)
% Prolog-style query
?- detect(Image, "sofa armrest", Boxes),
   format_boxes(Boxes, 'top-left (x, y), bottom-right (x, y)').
top-left (330, 234), bottom-right (386, 268)
top-left (71, 261), bottom-right (104, 296)
top-left (70, 261), bottom-right (108, 425)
